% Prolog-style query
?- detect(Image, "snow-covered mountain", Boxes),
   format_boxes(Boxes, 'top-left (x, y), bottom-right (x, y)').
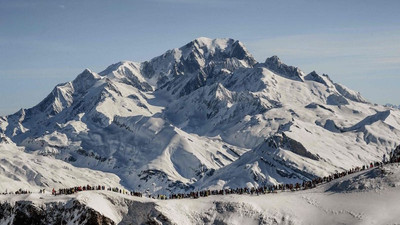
top-left (385, 103), bottom-right (400, 109)
top-left (1, 37), bottom-right (400, 194)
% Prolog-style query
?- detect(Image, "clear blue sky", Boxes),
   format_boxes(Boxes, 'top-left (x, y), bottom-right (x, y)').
top-left (1, 0), bottom-right (399, 116)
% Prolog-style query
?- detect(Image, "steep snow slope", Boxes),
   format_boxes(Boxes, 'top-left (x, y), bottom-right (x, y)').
top-left (2, 37), bottom-right (400, 194)
top-left (0, 135), bottom-right (122, 193)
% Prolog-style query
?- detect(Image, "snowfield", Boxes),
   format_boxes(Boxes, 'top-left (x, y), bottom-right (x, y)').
top-left (0, 135), bottom-right (122, 193)
top-left (2, 164), bottom-right (400, 225)
top-left (154, 164), bottom-right (400, 225)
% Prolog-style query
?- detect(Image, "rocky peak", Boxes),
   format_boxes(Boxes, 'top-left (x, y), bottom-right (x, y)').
top-left (265, 55), bottom-right (281, 65)
top-left (142, 38), bottom-right (257, 95)
top-left (190, 37), bottom-right (256, 64)
top-left (72, 69), bottom-right (101, 91)
top-left (263, 55), bottom-right (304, 81)
top-left (304, 71), bottom-right (333, 87)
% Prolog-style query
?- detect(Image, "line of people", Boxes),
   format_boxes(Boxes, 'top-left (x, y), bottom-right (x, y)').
top-left (0, 160), bottom-right (392, 199)
top-left (1, 188), bottom-right (32, 195)
top-left (165, 161), bottom-right (384, 200)
top-left (52, 185), bottom-right (142, 197)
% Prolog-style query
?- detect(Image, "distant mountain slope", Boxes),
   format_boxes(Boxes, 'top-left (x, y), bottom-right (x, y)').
top-left (0, 135), bottom-right (122, 192)
top-left (385, 103), bottom-right (400, 109)
top-left (1, 37), bottom-right (399, 194)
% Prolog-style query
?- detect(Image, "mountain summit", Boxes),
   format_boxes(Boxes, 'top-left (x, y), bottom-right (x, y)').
top-left (1, 38), bottom-right (399, 194)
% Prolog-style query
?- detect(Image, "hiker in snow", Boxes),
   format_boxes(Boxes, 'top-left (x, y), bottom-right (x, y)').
top-left (383, 154), bottom-right (387, 164)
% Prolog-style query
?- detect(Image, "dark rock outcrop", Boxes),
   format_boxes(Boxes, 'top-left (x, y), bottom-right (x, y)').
top-left (266, 133), bottom-right (319, 161)
top-left (0, 200), bottom-right (115, 225)
top-left (263, 56), bottom-right (304, 81)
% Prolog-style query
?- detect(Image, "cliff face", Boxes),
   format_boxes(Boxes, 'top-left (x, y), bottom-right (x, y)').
top-left (0, 191), bottom-right (175, 225)
top-left (0, 200), bottom-right (115, 225)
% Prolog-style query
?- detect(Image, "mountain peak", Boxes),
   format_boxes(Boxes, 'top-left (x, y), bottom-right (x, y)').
top-left (4, 37), bottom-right (394, 197)
top-left (304, 71), bottom-right (331, 87)
top-left (192, 37), bottom-right (215, 45)
top-left (263, 55), bottom-right (304, 81)
top-left (74, 68), bottom-right (99, 82)
top-left (71, 68), bottom-right (101, 93)
top-left (265, 55), bottom-right (282, 65)
top-left (181, 37), bottom-right (256, 63)
top-left (140, 37), bottom-right (257, 92)
top-left (308, 70), bottom-right (318, 76)
top-left (190, 37), bottom-right (232, 49)
top-left (83, 68), bottom-right (92, 73)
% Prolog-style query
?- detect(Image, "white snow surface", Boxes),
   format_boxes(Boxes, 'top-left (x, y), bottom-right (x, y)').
top-left (0, 135), bottom-right (122, 193)
top-left (0, 37), bottom-right (400, 195)
top-left (2, 164), bottom-right (400, 225)
top-left (157, 164), bottom-right (400, 225)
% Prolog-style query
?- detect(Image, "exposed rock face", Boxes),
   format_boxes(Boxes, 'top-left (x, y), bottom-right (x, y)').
top-left (390, 145), bottom-right (400, 162)
top-left (304, 71), bottom-right (332, 87)
top-left (119, 201), bottom-right (173, 225)
top-left (263, 55), bottom-right (304, 81)
top-left (266, 133), bottom-right (319, 161)
top-left (0, 200), bottom-right (115, 225)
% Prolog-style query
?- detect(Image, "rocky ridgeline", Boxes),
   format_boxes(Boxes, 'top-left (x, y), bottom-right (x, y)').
top-left (0, 200), bottom-right (114, 225)
top-left (0, 197), bottom-right (174, 225)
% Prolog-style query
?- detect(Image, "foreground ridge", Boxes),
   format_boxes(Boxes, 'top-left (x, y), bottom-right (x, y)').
top-left (2, 161), bottom-right (400, 225)
top-left (2, 158), bottom-right (392, 200)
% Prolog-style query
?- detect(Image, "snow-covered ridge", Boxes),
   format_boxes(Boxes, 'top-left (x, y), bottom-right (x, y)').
top-left (2, 37), bottom-right (400, 195)
top-left (2, 164), bottom-right (400, 225)
top-left (385, 103), bottom-right (400, 109)
top-left (0, 136), bottom-right (122, 193)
